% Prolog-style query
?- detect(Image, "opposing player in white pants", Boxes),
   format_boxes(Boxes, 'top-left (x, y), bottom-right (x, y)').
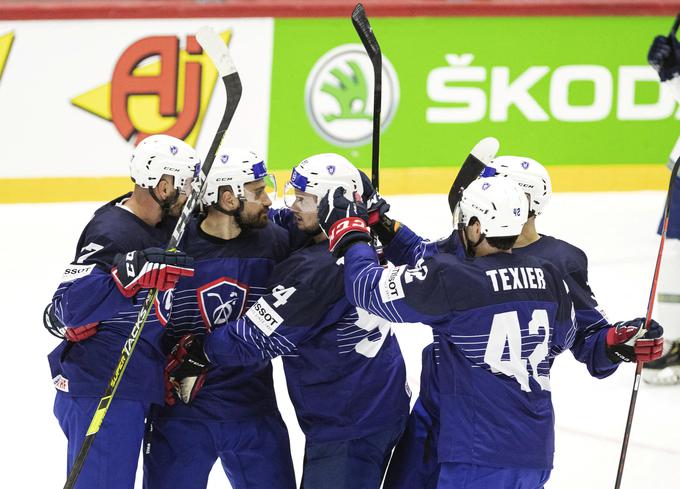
top-left (645, 32), bottom-right (680, 385)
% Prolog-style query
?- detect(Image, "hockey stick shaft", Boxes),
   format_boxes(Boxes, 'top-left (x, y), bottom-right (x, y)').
top-left (63, 27), bottom-right (240, 489)
top-left (614, 156), bottom-right (680, 489)
top-left (352, 3), bottom-right (381, 190)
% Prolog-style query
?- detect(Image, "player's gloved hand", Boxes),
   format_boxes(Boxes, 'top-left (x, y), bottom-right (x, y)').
top-left (318, 187), bottom-right (372, 256)
top-left (606, 318), bottom-right (664, 363)
top-left (111, 248), bottom-right (194, 298)
top-left (358, 170), bottom-right (400, 245)
top-left (268, 207), bottom-right (294, 228)
top-left (358, 170), bottom-right (390, 226)
top-left (165, 335), bottom-right (210, 404)
top-left (43, 303), bottom-right (98, 341)
top-left (65, 323), bottom-right (98, 342)
top-left (648, 35), bottom-right (680, 82)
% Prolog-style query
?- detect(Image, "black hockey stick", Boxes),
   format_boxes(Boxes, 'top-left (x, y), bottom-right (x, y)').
top-left (352, 3), bottom-right (381, 190)
top-left (448, 137), bottom-right (499, 213)
top-left (614, 155), bottom-right (680, 489)
top-left (63, 26), bottom-right (241, 489)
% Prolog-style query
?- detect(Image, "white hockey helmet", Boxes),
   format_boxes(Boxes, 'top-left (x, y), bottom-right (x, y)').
top-left (457, 176), bottom-right (528, 237)
top-left (283, 153), bottom-right (364, 211)
top-left (486, 156), bottom-right (552, 216)
top-left (130, 134), bottom-right (200, 194)
top-left (201, 148), bottom-right (276, 206)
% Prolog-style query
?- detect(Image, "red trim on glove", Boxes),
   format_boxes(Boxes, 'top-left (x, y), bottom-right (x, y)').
top-left (328, 217), bottom-right (370, 252)
top-left (64, 322), bottom-right (98, 342)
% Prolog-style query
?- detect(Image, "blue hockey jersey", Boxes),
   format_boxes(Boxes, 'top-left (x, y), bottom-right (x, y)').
top-left (47, 195), bottom-right (175, 404)
top-left (385, 226), bottom-right (615, 378)
top-left (202, 240), bottom-right (411, 444)
top-left (512, 235), bottom-right (615, 378)
top-left (159, 217), bottom-right (290, 421)
top-left (343, 241), bottom-right (576, 469)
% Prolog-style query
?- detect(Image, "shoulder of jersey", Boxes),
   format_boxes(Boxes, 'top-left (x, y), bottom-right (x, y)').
top-left (538, 235), bottom-right (588, 274)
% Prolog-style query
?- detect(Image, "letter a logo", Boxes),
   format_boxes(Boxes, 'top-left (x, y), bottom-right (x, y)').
top-left (71, 30), bottom-right (232, 146)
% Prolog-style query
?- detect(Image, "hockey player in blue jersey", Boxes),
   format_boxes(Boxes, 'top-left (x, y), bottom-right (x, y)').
top-left (318, 174), bottom-right (664, 489)
top-left (373, 155), bottom-right (664, 489)
top-left (44, 134), bottom-right (198, 489)
top-left (644, 32), bottom-right (680, 385)
top-left (143, 148), bottom-right (296, 489)
top-left (166, 153), bottom-right (410, 489)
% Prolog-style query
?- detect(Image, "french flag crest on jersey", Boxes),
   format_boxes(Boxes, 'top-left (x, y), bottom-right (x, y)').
top-left (197, 277), bottom-right (249, 331)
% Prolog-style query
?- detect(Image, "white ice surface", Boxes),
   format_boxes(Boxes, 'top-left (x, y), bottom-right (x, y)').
top-left (2, 191), bottom-right (678, 488)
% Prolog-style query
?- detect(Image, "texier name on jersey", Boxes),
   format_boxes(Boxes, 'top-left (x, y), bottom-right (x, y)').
top-left (486, 267), bottom-right (546, 292)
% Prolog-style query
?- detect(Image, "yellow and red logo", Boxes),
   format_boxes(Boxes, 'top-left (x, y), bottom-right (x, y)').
top-left (0, 32), bottom-right (14, 83)
top-left (72, 30), bottom-right (230, 146)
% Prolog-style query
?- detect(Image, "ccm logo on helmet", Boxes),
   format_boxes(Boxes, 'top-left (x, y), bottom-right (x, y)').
top-left (246, 298), bottom-right (284, 337)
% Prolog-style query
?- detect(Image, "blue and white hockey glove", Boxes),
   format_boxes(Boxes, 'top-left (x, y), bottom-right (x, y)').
top-left (111, 248), bottom-right (194, 298)
top-left (318, 187), bottom-right (372, 256)
top-left (606, 318), bottom-right (664, 363)
top-left (648, 35), bottom-right (680, 82)
top-left (165, 334), bottom-right (210, 404)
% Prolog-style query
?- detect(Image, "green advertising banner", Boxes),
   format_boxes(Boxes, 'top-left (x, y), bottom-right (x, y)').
top-left (268, 16), bottom-right (677, 191)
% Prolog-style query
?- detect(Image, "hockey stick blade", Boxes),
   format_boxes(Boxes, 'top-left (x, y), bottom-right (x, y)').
top-left (63, 28), bottom-right (241, 489)
top-left (352, 4), bottom-right (380, 59)
top-left (448, 137), bottom-right (499, 213)
top-left (613, 155), bottom-right (680, 489)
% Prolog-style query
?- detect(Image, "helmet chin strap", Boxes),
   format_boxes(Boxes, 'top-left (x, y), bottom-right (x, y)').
top-left (458, 224), bottom-right (485, 257)
top-left (213, 198), bottom-right (244, 218)
top-left (149, 187), bottom-right (180, 216)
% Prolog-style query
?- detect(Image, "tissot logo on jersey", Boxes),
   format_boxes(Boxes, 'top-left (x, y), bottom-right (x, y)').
top-left (197, 277), bottom-right (248, 331)
top-left (486, 267), bottom-right (546, 292)
top-left (61, 263), bottom-right (96, 282)
top-left (246, 298), bottom-right (283, 337)
top-left (379, 266), bottom-right (406, 302)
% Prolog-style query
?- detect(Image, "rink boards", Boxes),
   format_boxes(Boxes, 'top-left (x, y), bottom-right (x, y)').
top-left (0, 12), bottom-right (678, 201)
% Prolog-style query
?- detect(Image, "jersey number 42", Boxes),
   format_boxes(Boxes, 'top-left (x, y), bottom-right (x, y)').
top-left (484, 309), bottom-right (551, 393)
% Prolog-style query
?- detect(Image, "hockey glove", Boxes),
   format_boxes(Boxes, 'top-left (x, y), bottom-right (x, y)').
top-left (111, 248), bottom-right (194, 298)
top-left (606, 318), bottom-right (664, 363)
top-left (43, 304), bottom-right (98, 342)
top-left (318, 187), bottom-right (372, 256)
top-left (165, 335), bottom-right (210, 404)
top-left (358, 170), bottom-right (390, 226)
top-left (648, 35), bottom-right (680, 82)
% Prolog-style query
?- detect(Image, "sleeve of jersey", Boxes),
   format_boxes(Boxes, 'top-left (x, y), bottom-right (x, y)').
top-left (548, 273), bottom-right (579, 357)
top-left (564, 256), bottom-right (617, 378)
top-left (344, 242), bottom-right (449, 326)
top-left (203, 279), bottom-right (346, 366)
top-left (50, 235), bottom-right (132, 327)
top-left (382, 225), bottom-right (441, 267)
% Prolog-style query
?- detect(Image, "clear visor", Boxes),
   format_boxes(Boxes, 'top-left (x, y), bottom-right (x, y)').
top-left (283, 182), bottom-right (318, 212)
top-left (243, 175), bottom-right (277, 204)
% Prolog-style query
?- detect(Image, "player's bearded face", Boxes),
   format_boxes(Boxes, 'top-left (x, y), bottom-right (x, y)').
top-left (238, 180), bottom-right (272, 228)
top-left (167, 190), bottom-right (188, 217)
